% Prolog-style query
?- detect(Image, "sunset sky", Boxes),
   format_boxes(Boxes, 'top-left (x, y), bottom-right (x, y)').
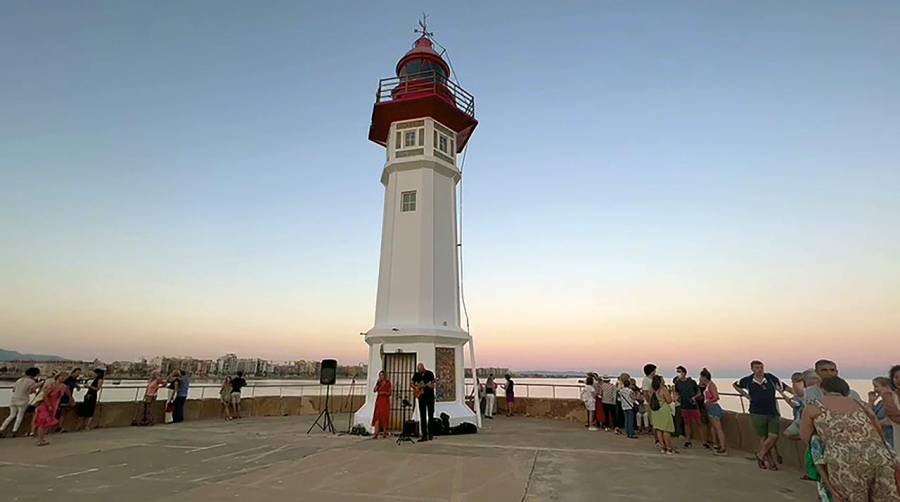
top-left (2, 2), bottom-right (898, 377)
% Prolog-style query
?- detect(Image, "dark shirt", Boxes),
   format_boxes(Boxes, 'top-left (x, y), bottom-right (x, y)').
top-left (86, 377), bottom-right (102, 399)
top-left (61, 376), bottom-right (80, 405)
top-left (505, 379), bottom-right (515, 397)
top-left (736, 373), bottom-right (782, 416)
top-left (412, 370), bottom-right (435, 400)
top-left (674, 377), bottom-right (700, 410)
top-left (231, 377), bottom-right (247, 393)
top-left (177, 375), bottom-right (191, 397)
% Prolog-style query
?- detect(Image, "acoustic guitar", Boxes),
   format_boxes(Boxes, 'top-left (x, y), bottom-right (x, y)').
top-left (410, 378), bottom-right (436, 399)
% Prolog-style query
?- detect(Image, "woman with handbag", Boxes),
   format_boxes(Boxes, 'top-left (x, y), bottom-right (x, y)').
top-left (33, 372), bottom-right (74, 446)
top-left (800, 376), bottom-right (899, 501)
top-left (650, 375), bottom-right (676, 455)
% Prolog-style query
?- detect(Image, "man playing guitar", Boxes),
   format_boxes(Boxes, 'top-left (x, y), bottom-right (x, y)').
top-left (411, 363), bottom-right (436, 441)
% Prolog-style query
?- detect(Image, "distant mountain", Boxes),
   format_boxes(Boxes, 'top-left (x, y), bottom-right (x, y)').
top-left (0, 349), bottom-right (67, 362)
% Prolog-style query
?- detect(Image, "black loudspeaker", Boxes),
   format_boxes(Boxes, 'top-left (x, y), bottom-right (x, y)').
top-left (320, 359), bottom-right (337, 385)
top-left (403, 420), bottom-right (419, 436)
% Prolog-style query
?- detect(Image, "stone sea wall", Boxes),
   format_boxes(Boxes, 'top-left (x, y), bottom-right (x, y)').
top-left (0, 395), bottom-right (365, 433)
top-left (2, 395), bottom-right (803, 468)
top-left (496, 397), bottom-right (805, 467)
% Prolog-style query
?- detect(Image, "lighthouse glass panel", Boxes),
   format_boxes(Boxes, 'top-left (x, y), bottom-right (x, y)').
top-left (399, 59), bottom-right (447, 80)
top-left (438, 135), bottom-right (448, 153)
top-left (404, 131), bottom-right (416, 147)
top-left (401, 191), bottom-right (417, 212)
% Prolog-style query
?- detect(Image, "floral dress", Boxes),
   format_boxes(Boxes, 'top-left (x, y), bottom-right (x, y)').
top-left (34, 385), bottom-right (64, 431)
top-left (811, 399), bottom-right (900, 502)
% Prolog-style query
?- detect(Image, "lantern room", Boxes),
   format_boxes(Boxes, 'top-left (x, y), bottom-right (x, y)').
top-left (368, 31), bottom-right (477, 153)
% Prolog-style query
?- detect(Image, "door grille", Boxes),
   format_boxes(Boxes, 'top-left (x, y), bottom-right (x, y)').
top-left (383, 353), bottom-right (417, 431)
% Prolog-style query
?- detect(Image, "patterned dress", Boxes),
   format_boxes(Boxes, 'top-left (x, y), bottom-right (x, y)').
top-left (811, 399), bottom-right (900, 502)
top-left (33, 385), bottom-right (65, 431)
top-left (809, 435), bottom-right (833, 502)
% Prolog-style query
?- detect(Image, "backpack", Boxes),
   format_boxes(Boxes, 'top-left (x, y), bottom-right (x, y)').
top-left (449, 422), bottom-right (478, 435)
top-left (650, 393), bottom-right (661, 411)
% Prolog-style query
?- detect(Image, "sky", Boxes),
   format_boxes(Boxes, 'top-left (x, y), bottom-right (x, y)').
top-left (1, 1), bottom-right (898, 377)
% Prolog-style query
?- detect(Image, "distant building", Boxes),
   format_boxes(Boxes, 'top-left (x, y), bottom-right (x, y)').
top-left (215, 354), bottom-right (269, 376)
top-left (0, 360), bottom-right (97, 379)
top-left (216, 353), bottom-right (238, 375)
top-left (465, 367), bottom-right (510, 378)
top-left (160, 357), bottom-right (214, 377)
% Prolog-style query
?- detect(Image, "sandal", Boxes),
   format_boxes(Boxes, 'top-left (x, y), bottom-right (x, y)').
top-left (756, 455), bottom-right (767, 470)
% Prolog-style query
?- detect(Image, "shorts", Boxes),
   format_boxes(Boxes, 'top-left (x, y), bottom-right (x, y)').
top-left (230, 392), bottom-right (242, 405)
top-left (706, 403), bottom-right (723, 419)
top-left (681, 408), bottom-right (702, 425)
top-left (750, 414), bottom-right (780, 438)
top-left (585, 402), bottom-right (596, 412)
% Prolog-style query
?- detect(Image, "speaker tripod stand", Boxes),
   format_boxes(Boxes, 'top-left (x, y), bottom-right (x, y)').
top-left (396, 399), bottom-right (416, 445)
top-left (307, 384), bottom-right (336, 434)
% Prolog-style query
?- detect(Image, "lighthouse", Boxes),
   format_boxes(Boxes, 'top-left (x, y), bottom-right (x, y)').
top-left (354, 21), bottom-right (479, 432)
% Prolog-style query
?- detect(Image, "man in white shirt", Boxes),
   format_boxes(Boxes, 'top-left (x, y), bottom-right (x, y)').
top-left (1, 367), bottom-right (41, 436)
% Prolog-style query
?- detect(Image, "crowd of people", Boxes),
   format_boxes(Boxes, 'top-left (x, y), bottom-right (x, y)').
top-left (0, 366), bottom-right (106, 445)
top-left (0, 365), bottom-right (254, 446)
top-left (571, 359), bottom-right (900, 501)
top-left (3, 359), bottom-right (899, 499)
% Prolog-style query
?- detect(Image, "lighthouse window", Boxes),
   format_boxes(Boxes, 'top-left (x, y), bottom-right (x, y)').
top-left (404, 131), bottom-right (416, 147)
top-left (401, 191), bottom-right (417, 212)
top-left (438, 135), bottom-right (448, 154)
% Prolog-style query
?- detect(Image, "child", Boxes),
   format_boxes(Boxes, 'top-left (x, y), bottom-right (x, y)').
top-left (808, 435), bottom-right (837, 502)
top-left (581, 376), bottom-right (598, 431)
top-left (784, 372), bottom-right (806, 438)
top-left (635, 390), bottom-right (649, 434)
top-left (869, 376), bottom-right (895, 448)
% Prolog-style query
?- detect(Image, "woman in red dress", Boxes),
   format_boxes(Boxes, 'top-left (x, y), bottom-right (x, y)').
top-left (371, 371), bottom-right (392, 439)
top-left (33, 372), bottom-right (73, 446)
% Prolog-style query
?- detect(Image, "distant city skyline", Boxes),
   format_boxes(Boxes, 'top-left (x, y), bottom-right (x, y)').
top-left (2, 2), bottom-right (898, 376)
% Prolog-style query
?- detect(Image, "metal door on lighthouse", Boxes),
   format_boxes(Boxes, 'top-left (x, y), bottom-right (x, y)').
top-left (383, 352), bottom-right (416, 431)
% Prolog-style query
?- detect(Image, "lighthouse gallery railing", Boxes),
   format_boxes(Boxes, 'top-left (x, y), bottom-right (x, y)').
top-left (375, 70), bottom-right (475, 118)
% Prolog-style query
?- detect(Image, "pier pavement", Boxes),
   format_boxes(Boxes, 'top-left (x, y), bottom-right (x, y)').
top-left (1, 414), bottom-right (815, 501)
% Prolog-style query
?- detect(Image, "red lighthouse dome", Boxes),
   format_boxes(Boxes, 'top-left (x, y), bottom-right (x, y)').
top-left (395, 35), bottom-right (450, 79)
top-left (368, 27), bottom-right (477, 153)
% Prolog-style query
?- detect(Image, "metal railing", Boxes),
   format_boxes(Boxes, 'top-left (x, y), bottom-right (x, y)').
top-left (0, 381), bottom-right (367, 405)
top-left (3, 380), bottom-right (789, 416)
top-left (376, 70), bottom-right (475, 117)
top-left (463, 382), bottom-right (759, 414)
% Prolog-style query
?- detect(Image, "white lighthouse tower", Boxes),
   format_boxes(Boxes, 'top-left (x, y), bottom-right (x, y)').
top-left (354, 22), bottom-right (479, 431)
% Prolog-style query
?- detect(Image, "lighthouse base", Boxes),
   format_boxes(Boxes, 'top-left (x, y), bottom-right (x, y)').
top-left (353, 329), bottom-right (476, 433)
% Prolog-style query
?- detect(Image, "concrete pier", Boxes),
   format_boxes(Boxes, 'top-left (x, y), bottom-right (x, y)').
top-left (0, 414), bottom-right (815, 501)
